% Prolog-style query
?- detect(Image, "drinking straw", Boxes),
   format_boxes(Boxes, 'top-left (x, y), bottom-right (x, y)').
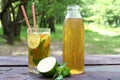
top-left (21, 5), bottom-right (31, 29)
top-left (32, 3), bottom-right (37, 31)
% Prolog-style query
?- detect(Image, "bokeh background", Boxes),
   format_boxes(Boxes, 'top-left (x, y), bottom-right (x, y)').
top-left (0, 0), bottom-right (120, 56)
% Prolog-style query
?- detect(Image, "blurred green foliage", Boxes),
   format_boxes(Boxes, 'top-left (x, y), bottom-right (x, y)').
top-left (26, 0), bottom-right (83, 28)
top-left (26, 0), bottom-right (120, 27)
top-left (82, 0), bottom-right (120, 26)
top-left (0, 0), bottom-right (120, 27)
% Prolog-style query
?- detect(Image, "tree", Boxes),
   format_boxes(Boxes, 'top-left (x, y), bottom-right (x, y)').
top-left (27, 0), bottom-right (83, 32)
top-left (0, 0), bottom-right (83, 44)
top-left (82, 0), bottom-right (120, 26)
top-left (0, 0), bottom-right (28, 45)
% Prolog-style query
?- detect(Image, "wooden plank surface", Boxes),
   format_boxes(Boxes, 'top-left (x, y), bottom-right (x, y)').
top-left (0, 66), bottom-right (120, 80)
top-left (0, 55), bottom-right (120, 80)
top-left (0, 56), bottom-right (27, 66)
top-left (0, 55), bottom-right (120, 66)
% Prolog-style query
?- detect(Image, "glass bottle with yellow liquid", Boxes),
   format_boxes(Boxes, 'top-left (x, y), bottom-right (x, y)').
top-left (63, 5), bottom-right (84, 74)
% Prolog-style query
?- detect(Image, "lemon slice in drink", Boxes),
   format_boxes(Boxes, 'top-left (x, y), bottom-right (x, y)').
top-left (28, 33), bottom-right (40, 49)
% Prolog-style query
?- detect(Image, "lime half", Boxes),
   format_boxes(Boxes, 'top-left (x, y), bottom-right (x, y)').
top-left (37, 57), bottom-right (58, 77)
top-left (28, 33), bottom-right (40, 49)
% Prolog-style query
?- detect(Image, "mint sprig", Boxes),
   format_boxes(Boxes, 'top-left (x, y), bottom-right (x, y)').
top-left (53, 63), bottom-right (71, 80)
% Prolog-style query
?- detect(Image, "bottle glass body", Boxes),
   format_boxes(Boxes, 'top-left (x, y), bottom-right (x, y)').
top-left (63, 5), bottom-right (84, 74)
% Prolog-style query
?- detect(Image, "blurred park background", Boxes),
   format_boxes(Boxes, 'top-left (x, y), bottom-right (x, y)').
top-left (0, 0), bottom-right (120, 56)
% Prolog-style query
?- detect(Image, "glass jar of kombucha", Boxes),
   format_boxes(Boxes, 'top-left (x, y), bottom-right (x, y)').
top-left (63, 5), bottom-right (84, 74)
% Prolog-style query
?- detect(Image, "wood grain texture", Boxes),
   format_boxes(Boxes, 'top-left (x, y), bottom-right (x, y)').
top-left (0, 55), bottom-right (120, 66)
top-left (0, 55), bottom-right (120, 80)
top-left (0, 66), bottom-right (120, 80)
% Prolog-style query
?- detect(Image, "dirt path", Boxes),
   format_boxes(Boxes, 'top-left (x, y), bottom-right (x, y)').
top-left (0, 41), bottom-right (62, 56)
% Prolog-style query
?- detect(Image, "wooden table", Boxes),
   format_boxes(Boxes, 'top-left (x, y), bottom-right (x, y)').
top-left (0, 55), bottom-right (120, 80)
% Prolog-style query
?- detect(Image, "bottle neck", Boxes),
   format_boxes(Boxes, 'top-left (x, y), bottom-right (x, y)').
top-left (66, 11), bottom-right (82, 18)
top-left (65, 5), bottom-right (82, 18)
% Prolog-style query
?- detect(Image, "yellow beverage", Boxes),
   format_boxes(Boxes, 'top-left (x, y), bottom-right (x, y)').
top-left (27, 28), bottom-right (50, 73)
top-left (63, 18), bottom-right (84, 74)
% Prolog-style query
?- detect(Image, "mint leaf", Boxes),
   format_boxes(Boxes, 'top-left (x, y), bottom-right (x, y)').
top-left (59, 63), bottom-right (66, 69)
top-left (55, 75), bottom-right (63, 80)
top-left (53, 63), bottom-right (71, 80)
top-left (38, 39), bottom-right (45, 48)
top-left (62, 67), bottom-right (71, 77)
top-left (59, 63), bottom-right (71, 77)
top-left (53, 68), bottom-right (59, 78)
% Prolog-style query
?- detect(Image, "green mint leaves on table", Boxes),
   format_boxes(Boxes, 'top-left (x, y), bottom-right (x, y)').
top-left (53, 63), bottom-right (71, 80)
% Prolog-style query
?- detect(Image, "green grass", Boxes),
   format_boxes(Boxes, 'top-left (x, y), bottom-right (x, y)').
top-left (0, 23), bottom-right (120, 55)
top-left (85, 23), bottom-right (120, 54)
top-left (51, 23), bottom-right (120, 55)
top-left (21, 26), bottom-right (27, 40)
top-left (51, 24), bottom-right (62, 41)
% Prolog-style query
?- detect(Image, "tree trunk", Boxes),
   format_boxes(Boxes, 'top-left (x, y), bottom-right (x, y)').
top-left (39, 13), bottom-right (55, 32)
top-left (0, 0), bottom-right (28, 45)
top-left (1, 0), bottom-right (14, 44)
top-left (7, 27), bottom-right (14, 45)
top-left (40, 13), bottom-right (47, 28)
top-left (47, 16), bottom-right (55, 32)
top-left (14, 3), bottom-right (23, 41)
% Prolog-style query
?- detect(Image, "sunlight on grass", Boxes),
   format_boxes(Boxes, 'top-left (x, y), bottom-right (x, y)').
top-left (0, 23), bottom-right (120, 55)
top-left (85, 23), bottom-right (120, 55)
top-left (51, 23), bottom-right (120, 55)
top-left (0, 21), bottom-right (2, 28)
top-left (85, 23), bottom-right (120, 36)
top-left (114, 48), bottom-right (120, 53)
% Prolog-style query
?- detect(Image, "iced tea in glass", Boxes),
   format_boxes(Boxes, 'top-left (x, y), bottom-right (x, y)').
top-left (27, 28), bottom-right (50, 73)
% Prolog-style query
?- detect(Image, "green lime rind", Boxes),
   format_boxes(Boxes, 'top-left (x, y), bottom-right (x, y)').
top-left (37, 57), bottom-right (58, 77)
top-left (40, 62), bottom-right (58, 77)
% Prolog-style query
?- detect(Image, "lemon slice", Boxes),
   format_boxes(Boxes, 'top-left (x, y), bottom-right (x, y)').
top-left (28, 33), bottom-right (40, 49)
